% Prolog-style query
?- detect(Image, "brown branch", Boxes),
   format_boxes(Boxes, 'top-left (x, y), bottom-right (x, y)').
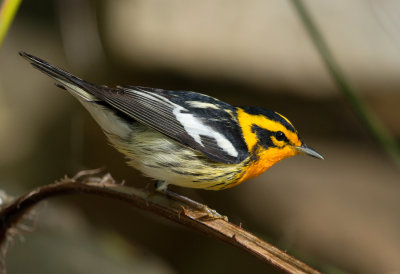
top-left (0, 172), bottom-right (322, 274)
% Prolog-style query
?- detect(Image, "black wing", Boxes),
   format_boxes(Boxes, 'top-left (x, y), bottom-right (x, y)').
top-left (97, 86), bottom-right (250, 163)
top-left (20, 52), bottom-right (250, 163)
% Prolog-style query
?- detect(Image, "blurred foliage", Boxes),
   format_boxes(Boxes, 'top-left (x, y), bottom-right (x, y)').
top-left (291, 0), bottom-right (400, 167)
top-left (0, 0), bottom-right (22, 48)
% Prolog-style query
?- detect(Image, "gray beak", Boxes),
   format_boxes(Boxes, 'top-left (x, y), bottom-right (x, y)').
top-left (295, 144), bottom-right (324, 160)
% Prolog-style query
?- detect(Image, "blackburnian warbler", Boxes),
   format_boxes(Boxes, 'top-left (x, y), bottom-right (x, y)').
top-left (20, 52), bottom-right (323, 193)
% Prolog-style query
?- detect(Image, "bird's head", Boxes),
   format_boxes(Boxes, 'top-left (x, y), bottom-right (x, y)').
top-left (237, 106), bottom-right (323, 167)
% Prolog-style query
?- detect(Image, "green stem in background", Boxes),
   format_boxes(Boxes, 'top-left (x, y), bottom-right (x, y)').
top-left (291, 0), bottom-right (400, 167)
top-left (0, 0), bottom-right (22, 48)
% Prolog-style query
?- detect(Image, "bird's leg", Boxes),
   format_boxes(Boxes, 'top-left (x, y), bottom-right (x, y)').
top-left (155, 181), bottom-right (228, 221)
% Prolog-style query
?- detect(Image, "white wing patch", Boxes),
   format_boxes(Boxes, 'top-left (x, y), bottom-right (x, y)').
top-left (186, 101), bottom-right (221, 109)
top-left (124, 88), bottom-right (239, 158)
top-left (172, 105), bottom-right (238, 157)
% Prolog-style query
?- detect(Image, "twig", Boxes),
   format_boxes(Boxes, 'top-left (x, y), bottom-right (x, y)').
top-left (291, 0), bottom-right (400, 167)
top-left (0, 172), bottom-right (322, 274)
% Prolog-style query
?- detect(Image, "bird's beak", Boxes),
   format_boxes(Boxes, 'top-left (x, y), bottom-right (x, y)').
top-left (294, 144), bottom-right (324, 160)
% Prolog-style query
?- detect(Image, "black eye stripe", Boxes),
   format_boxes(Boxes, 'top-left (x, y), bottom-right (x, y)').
top-left (251, 125), bottom-right (276, 148)
top-left (251, 125), bottom-right (291, 149)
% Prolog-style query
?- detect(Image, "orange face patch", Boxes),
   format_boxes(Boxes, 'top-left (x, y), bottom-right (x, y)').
top-left (229, 108), bottom-right (303, 187)
top-left (232, 146), bottom-right (298, 186)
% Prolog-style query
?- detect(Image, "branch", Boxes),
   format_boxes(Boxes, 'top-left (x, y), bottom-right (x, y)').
top-left (0, 171), bottom-right (322, 274)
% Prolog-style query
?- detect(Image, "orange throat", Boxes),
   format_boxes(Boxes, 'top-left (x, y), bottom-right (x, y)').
top-left (236, 146), bottom-right (297, 184)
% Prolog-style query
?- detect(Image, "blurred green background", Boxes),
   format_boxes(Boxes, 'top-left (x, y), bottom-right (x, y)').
top-left (1, 0), bottom-right (400, 273)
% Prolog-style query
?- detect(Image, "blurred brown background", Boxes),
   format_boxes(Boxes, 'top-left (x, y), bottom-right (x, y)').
top-left (1, 0), bottom-right (400, 273)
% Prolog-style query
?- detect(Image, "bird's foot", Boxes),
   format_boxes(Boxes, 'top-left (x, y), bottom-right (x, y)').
top-left (155, 181), bottom-right (228, 221)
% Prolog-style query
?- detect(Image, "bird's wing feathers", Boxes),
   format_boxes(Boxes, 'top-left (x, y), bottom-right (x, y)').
top-left (20, 52), bottom-right (249, 164)
top-left (99, 86), bottom-right (250, 163)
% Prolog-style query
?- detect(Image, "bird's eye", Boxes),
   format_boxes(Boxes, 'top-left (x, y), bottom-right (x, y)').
top-left (275, 131), bottom-right (286, 141)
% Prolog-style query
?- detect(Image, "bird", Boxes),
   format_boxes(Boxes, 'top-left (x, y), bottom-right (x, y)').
top-left (20, 51), bottom-right (323, 216)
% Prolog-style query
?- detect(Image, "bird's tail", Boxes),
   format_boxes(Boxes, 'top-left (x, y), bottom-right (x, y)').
top-left (19, 51), bottom-right (100, 102)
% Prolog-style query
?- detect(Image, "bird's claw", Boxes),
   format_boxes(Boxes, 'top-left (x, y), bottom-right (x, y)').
top-left (197, 205), bottom-right (228, 222)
